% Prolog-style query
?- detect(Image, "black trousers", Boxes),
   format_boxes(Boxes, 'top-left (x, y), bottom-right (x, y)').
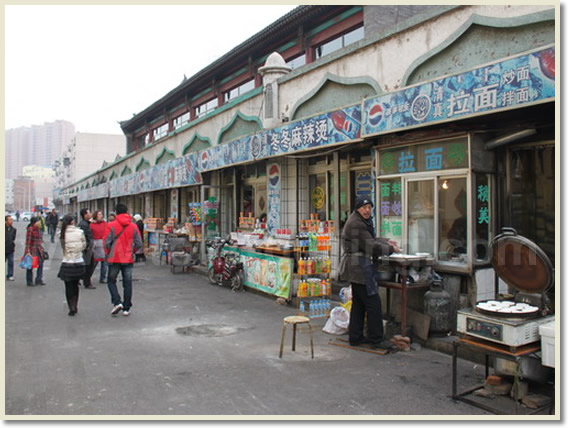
top-left (83, 256), bottom-right (96, 286)
top-left (64, 280), bottom-right (80, 309)
top-left (348, 282), bottom-right (384, 345)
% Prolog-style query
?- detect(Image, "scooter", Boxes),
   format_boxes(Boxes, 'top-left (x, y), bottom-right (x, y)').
top-left (206, 237), bottom-right (245, 292)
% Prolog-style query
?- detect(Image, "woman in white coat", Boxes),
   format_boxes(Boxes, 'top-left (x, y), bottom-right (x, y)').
top-left (57, 215), bottom-right (86, 316)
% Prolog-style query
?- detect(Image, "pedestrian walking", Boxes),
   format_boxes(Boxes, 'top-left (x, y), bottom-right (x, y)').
top-left (78, 208), bottom-right (96, 289)
top-left (24, 217), bottom-right (46, 286)
top-left (46, 208), bottom-right (59, 243)
top-left (338, 195), bottom-right (400, 350)
top-left (38, 212), bottom-right (47, 236)
top-left (5, 215), bottom-right (17, 281)
top-left (90, 210), bottom-right (108, 284)
top-left (103, 204), bottom-right (143, 317)
top-left (133, 214), bottom-right (147, 263)
top-left (108, 212), bottom-right (116, 222)
top-left (57, 215), bottom-right (86, 316)
top-left (15, 210), bottom-right (20, 222)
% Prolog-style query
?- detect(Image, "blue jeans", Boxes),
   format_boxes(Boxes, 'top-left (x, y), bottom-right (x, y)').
top-left (107, 263), bottom-right (133, 310)
top-left (26, 254), bottom-right (44, 284)
top-left (98, 261), bottom-right (108, 282)
top-left (49, 225), bottom-right (56, 242)
top-left (5, 252), bottom-right (14, 278)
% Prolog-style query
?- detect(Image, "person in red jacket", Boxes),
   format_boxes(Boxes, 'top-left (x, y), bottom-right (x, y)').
top-left (90, 210), bottom-right (108, 284)
top-left (25, 217), bottom-right (46, 286)
top-left (103, 204), bottom-right (143, 316)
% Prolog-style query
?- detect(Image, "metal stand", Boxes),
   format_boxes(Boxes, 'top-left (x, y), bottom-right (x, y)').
top-left (452, 337), bottom-right (553, 415)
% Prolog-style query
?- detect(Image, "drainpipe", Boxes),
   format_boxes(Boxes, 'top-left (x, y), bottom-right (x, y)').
top-left (484, 129), bottom-right (536, 150)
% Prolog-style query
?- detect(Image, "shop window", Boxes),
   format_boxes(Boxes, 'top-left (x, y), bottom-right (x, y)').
top-left (438, 177), bottom-right (468, 263)
top-left (153, 123), bottom-right (168, 141)
top-left (309, 173), bottom-right (327, 220)
top-left (407, 179), bottom-right (435, 255)
top-left (173, 112), bottom-right (190, 130)
top-left (286, 54), bottom-right (306, 70)
top-left (315, 26), bottom-right (364, 60)
top-left (508, 145), bottom-right (554, 261)
top-left (224, 79), bottom-right (255, 103)
top-left (377, 136), bottom-right (485, 271)
top-left (195, 98), bottom-right (218, 118)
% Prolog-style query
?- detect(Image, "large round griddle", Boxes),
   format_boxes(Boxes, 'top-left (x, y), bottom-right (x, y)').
top-left (475, 228), bottom-right (554, 319)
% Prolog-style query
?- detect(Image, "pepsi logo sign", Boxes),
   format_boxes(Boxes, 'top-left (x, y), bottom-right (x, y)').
top-left (368, 104), bottom-right (383, 127)
top-left (201, 151), bottom-right (208, 169)
top-left (268, 164), bottom-right (280, 187)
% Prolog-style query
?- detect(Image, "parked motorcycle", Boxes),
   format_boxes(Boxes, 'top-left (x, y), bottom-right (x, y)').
top-left (206, 237), bottom-right (245, 292)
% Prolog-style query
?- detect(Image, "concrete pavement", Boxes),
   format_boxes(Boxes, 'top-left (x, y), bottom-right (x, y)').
top-left (5, 221), bottom-right (492, 417)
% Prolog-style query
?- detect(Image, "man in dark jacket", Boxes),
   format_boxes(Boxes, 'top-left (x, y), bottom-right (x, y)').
top-left (339, 196), bottom-right (399, 350)
top-left (103, 204), bottom-right (143, 317)
top-left (46, 209), bottom-right (59, 243)
top-left (78, 208), bottom-right (96, 289)
top-left (5, 215), bottom-right (17, 281)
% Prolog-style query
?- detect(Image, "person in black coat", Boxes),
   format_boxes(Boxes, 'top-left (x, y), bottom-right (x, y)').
top-left (5, 215), bottom-right (17, 281)
top-left (339, 196), bottom-right (400, 350)
top-left (46, 209), bottom-right (59, 243)
top-left (78, 208), bottom-right (96, 289)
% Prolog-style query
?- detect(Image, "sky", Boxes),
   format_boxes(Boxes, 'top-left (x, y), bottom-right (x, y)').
top-left (5, 4), bottom-right (298, 135)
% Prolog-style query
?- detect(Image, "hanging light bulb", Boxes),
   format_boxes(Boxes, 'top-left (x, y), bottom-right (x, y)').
top-left (441, 180), bottom-right (449, 190)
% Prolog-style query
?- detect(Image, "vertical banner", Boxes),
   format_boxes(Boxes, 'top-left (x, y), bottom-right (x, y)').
top-left (170, 189), bottom-right (179, 220)
top-left (267, 163), bottom-right (281, 234)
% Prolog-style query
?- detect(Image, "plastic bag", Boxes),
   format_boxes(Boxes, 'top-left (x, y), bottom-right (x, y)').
top-left (323, 318), bottom-right (348, 335)
top-left (330, 306), bottom-right (350, 329)
top-left (19, 255), bottom-right (33, 270)
top-left (339, 286), bottom-right (352, 303)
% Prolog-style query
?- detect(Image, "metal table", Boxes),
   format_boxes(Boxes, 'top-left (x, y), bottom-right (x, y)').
top-left (378, 256), bottom-right (434, 336)
top-left (452, 337), bottom-right (553, 415)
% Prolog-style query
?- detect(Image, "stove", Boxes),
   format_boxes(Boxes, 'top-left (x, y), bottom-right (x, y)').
top-left (458, 227), bottom-right (554, 349)
top-left (457, 308), bottom-right (554, 347)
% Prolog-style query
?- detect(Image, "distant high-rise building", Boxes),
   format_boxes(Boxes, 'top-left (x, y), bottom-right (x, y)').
top-left (5, 179), bottom-right (15, 209)
top-left (53, 132), bottom-right (126, 192)
top-left (4, 120), bottom-right (75, 179)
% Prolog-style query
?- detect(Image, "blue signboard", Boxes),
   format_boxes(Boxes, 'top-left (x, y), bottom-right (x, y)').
top-left (362, 46), bottom-right (555, 136)
top-left (198, 104), bottom-right (362, 172)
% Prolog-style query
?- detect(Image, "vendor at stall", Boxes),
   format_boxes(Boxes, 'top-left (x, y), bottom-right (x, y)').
top-left (339, 195), bottom-right (399, 350)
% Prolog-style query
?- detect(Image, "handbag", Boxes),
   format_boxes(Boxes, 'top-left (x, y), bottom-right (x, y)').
top-left (43, 251), bottom-right (49, 260)
top-left (32, 256), bottom-right (40, 269)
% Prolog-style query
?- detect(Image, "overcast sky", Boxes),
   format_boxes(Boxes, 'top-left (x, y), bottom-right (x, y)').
top-left (5, 5), bottom-right (297, 135)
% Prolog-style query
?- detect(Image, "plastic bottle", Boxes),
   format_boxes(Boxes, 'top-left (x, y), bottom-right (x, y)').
top-left (298, 258), bottom-right (305, 275)
top-left (299, 301), bottom-right (305, 313)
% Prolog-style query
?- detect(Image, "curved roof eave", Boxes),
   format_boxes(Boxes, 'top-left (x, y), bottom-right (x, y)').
top-left (120, 5), bottom-right (327, 133)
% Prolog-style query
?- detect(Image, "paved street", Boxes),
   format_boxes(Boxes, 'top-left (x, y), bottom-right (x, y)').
top-left (5, 221), bottom-right (489, 417)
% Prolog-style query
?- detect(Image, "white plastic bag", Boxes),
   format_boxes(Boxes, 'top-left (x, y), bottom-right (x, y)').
top-left (323, 307), bottom-right (350, 335)
top-left (323, 318), bottom-right (348, 335)
top-left (330, 306), bottom-right (350, 329)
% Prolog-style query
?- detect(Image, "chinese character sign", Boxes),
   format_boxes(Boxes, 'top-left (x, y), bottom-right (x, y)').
top-left (267, 163), bottom-right (281, 234)
top-left (379, 178), bottom-right (402, 240)
top-left (379, 137), bottom-right (468, 175)
top-left (198, 105), bottom-right (362, 172)
top-left (363, 47), bottom-right (555, 136)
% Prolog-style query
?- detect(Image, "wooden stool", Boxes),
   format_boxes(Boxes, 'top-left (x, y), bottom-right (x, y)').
top-left (279, 316), bottom-right (314, 359)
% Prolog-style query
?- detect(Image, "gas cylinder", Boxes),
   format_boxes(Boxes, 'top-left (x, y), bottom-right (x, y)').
top-left (424, 274), bottom-right (451, 335)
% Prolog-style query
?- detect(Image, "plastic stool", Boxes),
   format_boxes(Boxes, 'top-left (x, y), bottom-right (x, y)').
top-left (279, 315), bottom-right (314, 359)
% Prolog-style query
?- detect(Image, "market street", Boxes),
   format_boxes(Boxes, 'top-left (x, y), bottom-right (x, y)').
top-left (5, 221), bottom-right (489, 417)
